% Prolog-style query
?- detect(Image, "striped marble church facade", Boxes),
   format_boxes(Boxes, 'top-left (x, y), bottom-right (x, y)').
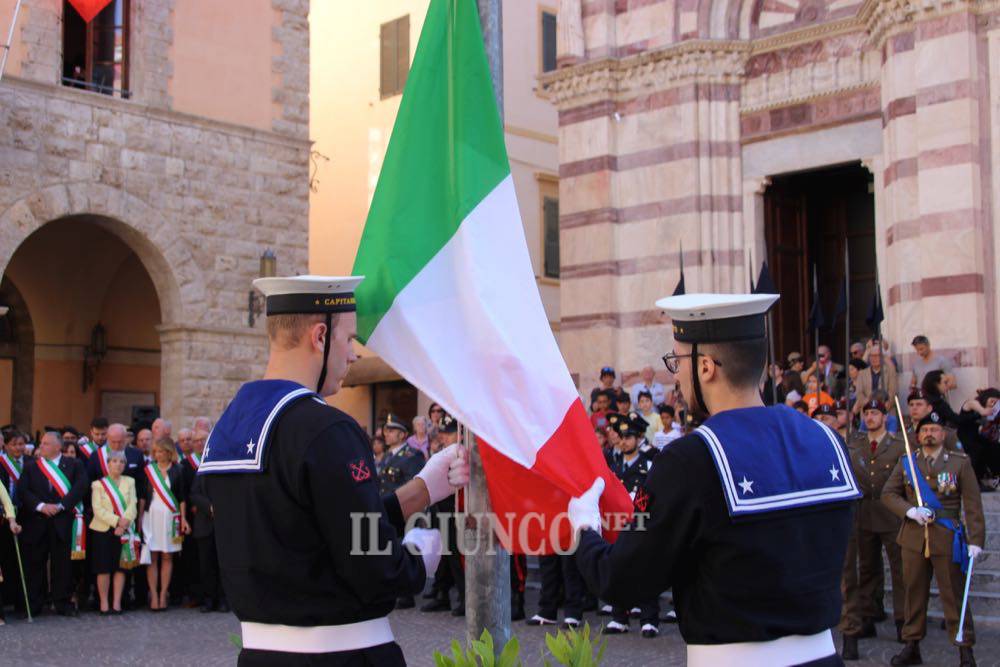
top-left (542, 0), bottom-right (1000, 397)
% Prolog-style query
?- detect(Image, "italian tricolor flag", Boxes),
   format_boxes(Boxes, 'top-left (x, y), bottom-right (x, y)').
top-left (352, 0), bottom-right (632, 553)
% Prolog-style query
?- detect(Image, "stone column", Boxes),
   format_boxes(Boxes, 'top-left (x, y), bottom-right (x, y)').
top-left (158, 325), bottom-right (269, 427)
top-left (870, 0), bottom-right (995, 390)
top-left (542, 43), bottom-right (747, 393)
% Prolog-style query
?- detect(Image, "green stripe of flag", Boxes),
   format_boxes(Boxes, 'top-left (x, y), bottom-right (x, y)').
top-left (352, 0), bottom-right (510, 342)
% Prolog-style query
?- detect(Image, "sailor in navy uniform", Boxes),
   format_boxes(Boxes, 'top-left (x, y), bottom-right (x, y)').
top-left (569, 293), bottom-right (860, 667)
top-left (199, 275), bottom-right (469, 666)
top-left (378, 415), bottom-right (425, 497)
top-left (602, 413), bottom-right (661, 638)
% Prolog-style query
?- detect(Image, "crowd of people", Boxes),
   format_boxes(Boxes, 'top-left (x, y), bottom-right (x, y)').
top-left (0, 416), bottom-right (226, 624)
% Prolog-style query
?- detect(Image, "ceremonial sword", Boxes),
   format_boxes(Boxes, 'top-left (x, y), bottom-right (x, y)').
top-left (894, 396), bottom-right (931, 558)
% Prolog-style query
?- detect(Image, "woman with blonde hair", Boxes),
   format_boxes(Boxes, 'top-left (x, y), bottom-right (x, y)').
top-left (89, 449), bottom-right (137, 614)
top-left (141, 437), bottom-right (190, 611)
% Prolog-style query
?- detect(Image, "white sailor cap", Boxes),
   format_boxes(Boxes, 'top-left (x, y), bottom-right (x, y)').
top-left (252, 275), bottom-right (365, 316)
top-left (655, 293), bottom-right (778, 343)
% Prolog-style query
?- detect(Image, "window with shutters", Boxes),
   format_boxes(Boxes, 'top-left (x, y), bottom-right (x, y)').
top-left (380, 15), bottom-right (410, 99)
top-left (540, 9), bottom-right (557, 73)
top-left (61, 0), bottom-right (131, 98)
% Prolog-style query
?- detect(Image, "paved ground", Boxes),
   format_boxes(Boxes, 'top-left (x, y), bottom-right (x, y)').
top-left (2, 588), bottom-right (998, 666)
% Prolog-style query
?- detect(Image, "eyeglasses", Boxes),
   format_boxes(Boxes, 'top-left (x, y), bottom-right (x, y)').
top-left (429, 408), bottom-right (443, 414)
top-left (662, 352), bottom-right (722, 374)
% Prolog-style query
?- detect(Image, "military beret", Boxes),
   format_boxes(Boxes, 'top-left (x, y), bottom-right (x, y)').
top-left (916, 411), bottom-right (943, 432)
top-left (862, 399), bottom-right (886, 414)
top-left (812, 403), bottom-right (836, 418)
top-left (907, 389), bottom-right (928, 403)
top-left (834, 398), bottom-right (849, 412)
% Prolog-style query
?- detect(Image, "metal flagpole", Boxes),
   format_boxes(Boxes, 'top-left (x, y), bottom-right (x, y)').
top-left (13, 533), bottom-right (31, 622)
top-left (812, 264), bottom-right (820, 372)
top-left (466, 0), bottom-right (510, 650)
top-left (844, 245), bottom-right (851, 436)
top-left (0, 0), bottom-right (23, 82)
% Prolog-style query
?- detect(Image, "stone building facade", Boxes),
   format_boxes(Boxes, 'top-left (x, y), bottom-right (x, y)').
top-left (543, 0), bottom-right (1000, 398)
top-left (0, 0), bottom-right (310, 430)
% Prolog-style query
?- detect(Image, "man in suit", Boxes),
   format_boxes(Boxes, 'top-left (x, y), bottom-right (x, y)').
top-left (17, 431), bottom-right (88, 615)
top-left (188, 453), bottom-right (227, 613)
top-left (853, 340), bottom-right (899, 417)
top-left (0, 429), bottom-right (30, 613)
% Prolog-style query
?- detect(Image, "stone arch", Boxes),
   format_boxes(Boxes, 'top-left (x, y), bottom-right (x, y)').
top-left (0, 182), bottom-right (206, 325)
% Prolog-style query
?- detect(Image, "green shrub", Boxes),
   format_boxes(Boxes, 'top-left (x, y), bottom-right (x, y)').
top-left (543, 623), bottom-right (606, 667)
top-left (433, 629), bottom-right (522, 667)
top-left (432, 624), bottom-right (606, 667)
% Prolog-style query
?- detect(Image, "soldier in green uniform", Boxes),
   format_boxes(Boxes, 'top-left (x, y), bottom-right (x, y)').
top-left (840, 399), bottom-right (906, 660)
top-left (906, 389), bottom-right (959, 450)
top-left (377, 414), bottom-right (426, 609)
top-left (882, 411), bottom-right (986, 667)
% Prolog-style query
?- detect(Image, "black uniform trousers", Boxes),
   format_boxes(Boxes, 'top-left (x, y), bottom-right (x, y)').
top-left (537, 554), bottom-right (585, 620)
top-left (239, 641), bottom-right (405, 666)
top-left (198, 534), bottom-right (224, 603)
top-left (25, 520), bottom-right (73, 612)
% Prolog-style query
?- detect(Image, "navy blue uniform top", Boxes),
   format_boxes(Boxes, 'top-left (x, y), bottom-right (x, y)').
top-left (575, 432), bottom-right (854, 645)
top-left (205, 398), bottom-right (426, 627)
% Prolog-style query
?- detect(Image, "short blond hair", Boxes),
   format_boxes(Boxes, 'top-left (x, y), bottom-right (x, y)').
top-left (266, 313), bottom-right (332, 350)
top-left (152, 437), bottom-right (178, 464)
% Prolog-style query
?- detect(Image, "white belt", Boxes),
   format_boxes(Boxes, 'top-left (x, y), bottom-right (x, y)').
top-left (241, 617), bottom-right (394, 653)
top-left (687, 629), bottom-right (834, 667)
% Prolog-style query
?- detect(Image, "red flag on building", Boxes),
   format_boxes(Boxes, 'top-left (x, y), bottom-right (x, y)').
top-left (68, 0), bottom-right (114, 23)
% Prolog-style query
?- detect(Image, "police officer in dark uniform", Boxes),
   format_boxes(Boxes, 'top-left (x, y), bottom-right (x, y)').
top-left (602, 412), bottom-right (660, 638)
top-left (378, 415), bottom-right (425, 497)
top-left (377, 414), bottom-right (425, 610)
top-left (569, 293), bottom-right (860, 666)
top-left (199, 275), bottom-right (469, 666)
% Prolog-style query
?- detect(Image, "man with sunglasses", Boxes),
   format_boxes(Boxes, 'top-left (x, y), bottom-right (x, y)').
top-left (569, 293), bottom-right (860, 666)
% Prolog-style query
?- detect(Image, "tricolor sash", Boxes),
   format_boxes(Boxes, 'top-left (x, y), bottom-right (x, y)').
top-left (37, 458), bottom-right (86, 560)
top-left (695, 405), bottom-right (861, 518)
top-left (78, 440), bottom-right (96, 458)
top-left (902, 453), bottom-right (970, 573)
top-left (145, 464), bottom-right (182, 544)
top-left (99, 477), bottom-right (140, 567)
top-left (0, 453), bottom-right (22, 482)
top-left (185, 452), bottom-right (201, 471)
top-left (96, 445), bottom-right (111, 477)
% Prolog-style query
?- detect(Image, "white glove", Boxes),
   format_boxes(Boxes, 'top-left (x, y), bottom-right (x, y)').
top-left (402, 527), bottom-right (442, 576)
top-left (416, 443), bottom-right (466, 505)
top-left (568, 477), bottom-right (605, 536)
top-left (906, 506), bottom-right (934, 526)
top-left (968, 544), bottom-right (983, 561)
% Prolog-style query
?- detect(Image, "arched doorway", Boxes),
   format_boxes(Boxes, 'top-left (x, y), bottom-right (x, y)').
top-left (1, 215), bottom-right (163, 434)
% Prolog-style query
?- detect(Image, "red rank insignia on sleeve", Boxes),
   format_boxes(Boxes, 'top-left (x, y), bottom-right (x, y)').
top-left (349, 458), bottom-right (371, 483)
top-left (633, 487), bottom-right (650, 512)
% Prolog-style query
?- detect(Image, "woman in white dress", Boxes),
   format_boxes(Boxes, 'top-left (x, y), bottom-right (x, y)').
top-left (141, 437), bottom-right (190, 611)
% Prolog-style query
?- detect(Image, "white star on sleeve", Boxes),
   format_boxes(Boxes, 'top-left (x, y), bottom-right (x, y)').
top-left (829, 465), bottom-right (840, 481)
top-left (246, 439), bottom-right (256, 454)
top-left (738, 476), bottom-right (755, 495)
